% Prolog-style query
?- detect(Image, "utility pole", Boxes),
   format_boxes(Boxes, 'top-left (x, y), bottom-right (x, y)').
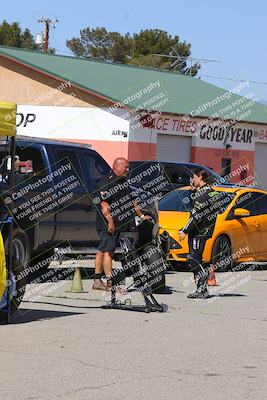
top-left (44, 18), bottom-right (51, 52)
top-left (37, 17), bottom-right (58, 52)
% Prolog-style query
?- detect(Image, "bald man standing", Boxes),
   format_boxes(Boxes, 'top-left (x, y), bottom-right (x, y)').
top-left (93, 158), bottom-right (143, 291)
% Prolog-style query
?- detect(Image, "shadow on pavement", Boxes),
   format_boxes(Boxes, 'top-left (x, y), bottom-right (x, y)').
top-left (22, 300), bottom-right (104, 309)
top-left (10, 307), bottom-right (85, 324)
top-left (155, 286), bottom-right (173, 295)
top-left (170, 289), bottom-right (186, 293)
top-left (208, 293), bottom-right (247, 298)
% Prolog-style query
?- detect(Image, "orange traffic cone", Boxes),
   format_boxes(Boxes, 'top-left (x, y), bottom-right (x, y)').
top-left (208, 266), bottom-right (218, 286)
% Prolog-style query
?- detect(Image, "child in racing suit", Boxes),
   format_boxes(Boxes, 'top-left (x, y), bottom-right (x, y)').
top-left (179, 168), bottom-right (227, 299)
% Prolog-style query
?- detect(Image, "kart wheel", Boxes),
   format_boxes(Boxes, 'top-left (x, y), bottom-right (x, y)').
top-left (142, 244), bottom-right (166, 293)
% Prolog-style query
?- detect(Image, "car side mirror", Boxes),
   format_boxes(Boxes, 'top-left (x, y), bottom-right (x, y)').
top-left (234, 208), bottom-right (250, 218)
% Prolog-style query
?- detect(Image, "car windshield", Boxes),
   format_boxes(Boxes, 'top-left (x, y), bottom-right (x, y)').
top-left (186, 165), bottom-right (228, 184)
top-left (159, 190), bottom-right (193, 212)
top-left (130, 162), bottom-right (229, 185)
top-left (159, 189), bottom-right (235, 212)
top-left (129, 162), bottom-right (162, 183)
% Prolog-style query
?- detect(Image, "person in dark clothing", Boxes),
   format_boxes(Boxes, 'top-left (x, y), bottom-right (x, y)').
top-left (93, 157), bottom-right (149, 291)
top-left (179, 168), bottom-right (226, 299)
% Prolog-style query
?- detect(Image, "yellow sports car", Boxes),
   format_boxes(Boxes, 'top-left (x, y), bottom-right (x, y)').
top-left (159, 186), bottom-right (267, 270)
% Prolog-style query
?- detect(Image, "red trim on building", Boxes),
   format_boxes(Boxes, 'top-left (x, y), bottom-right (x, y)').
top-left (191, 146), bottom-right (255, 184)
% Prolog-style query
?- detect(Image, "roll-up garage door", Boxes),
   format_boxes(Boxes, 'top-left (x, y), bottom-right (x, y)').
top-left (157, 134), bottom-right (192, 162)
top-left (255, 143), bottom-right (267, 189)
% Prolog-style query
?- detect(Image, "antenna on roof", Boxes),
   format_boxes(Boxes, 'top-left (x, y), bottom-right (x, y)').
top-left (36, 17), bottom-right (59, 52)
top-left (154, 46), bottom-right (221, 76)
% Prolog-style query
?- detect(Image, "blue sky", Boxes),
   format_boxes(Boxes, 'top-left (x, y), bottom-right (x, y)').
top-left (2, 0), bottom-right (267, 101)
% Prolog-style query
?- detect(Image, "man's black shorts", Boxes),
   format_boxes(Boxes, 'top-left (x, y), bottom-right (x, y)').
top-left (97, 230), bottom-right (119, 253)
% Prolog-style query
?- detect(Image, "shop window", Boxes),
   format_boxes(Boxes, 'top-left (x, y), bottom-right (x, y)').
top-left (222, 158), bottom-right (231, 177)
top-left (240, 168), bottom-right (248, 181)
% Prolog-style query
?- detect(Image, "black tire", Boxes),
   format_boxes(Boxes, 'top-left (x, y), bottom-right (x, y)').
top-left (5, 228), bottom-right (30, 269)
top-left (29, 249), bottom-right (55, 282)
top-left (142, 244), bottom-right (166, 293)
top-left (212, 235), bottom-right (233, 272)
top-left (0, 258), bottom-right (27, 322)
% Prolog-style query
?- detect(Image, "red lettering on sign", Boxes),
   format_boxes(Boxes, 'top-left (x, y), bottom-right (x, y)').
top-left (156, 118), bottom-right (164, 130)
top-left (179, 120), bottom-right (186, 132)
top-left (172, 119), bottom-right (179, 131)
top-left (185, 121), bottom-right (192, 132)
top-left (191, 122), bottom-right (197, 133)
top-left (162, 118), bottom-right (169, 131)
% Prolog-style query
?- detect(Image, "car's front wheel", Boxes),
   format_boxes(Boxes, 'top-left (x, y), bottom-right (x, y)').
top-left (211, 235), bottom-right (233, 272)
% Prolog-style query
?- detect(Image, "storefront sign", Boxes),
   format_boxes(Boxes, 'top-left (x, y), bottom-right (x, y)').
top-left (16, 105), bottom-right (130, 142)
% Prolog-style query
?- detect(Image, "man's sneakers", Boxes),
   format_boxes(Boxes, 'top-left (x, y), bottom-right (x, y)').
top-left (92, 279), bottom-right (107, 291)
top-left (187, 290), bottom-right (209, 299)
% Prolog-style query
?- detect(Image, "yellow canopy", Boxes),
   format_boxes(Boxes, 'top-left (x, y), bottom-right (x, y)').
top-left (0, 101), bottom-right (17, 302)
top-left (0, 101), bottom-right (17, 137)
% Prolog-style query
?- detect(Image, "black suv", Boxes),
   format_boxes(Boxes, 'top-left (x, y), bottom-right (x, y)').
top-left (0, 137), bottom-right (111, 266)
top-left (129, 161), bottom-right (229, 194)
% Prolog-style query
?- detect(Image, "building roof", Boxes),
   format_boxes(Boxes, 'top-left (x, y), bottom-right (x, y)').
top-left (0, 45), bottom-right (267, 124)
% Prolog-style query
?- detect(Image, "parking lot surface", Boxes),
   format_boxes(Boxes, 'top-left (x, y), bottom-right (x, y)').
top-left (1, 266), bottom-right (267, 400)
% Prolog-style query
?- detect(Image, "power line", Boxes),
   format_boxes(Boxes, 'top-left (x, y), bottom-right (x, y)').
top-left (154, 47), bottom-right (221, 75)
top-left (47, 47), bottom-right (267, 88)
top-left (200, 74), bottom-right (267, 86)
top-left (154, 54), bottom-right (221, 63)
top-left (54, 49), bottom-right (75, 56)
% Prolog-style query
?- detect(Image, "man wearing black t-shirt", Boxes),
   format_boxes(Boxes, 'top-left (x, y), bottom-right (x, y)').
top-left (92, 157), bottom-right (146, 291)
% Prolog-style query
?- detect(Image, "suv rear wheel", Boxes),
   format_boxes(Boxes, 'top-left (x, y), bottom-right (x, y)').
top-left (5, 228), bottom-right (30, 269)
top-left (0, 259), bottom-right (27, 322)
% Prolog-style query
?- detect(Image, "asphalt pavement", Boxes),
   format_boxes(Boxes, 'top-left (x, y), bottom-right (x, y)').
top-left (1, 263), bottom-right (267, 400)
